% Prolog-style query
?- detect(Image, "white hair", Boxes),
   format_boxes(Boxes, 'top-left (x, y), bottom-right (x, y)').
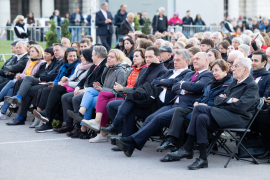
top-left (242, 36), bottom-right (252, 45)
top-left (238, 44), bottom-right (250, 54)
top-left (17, 41), bottom-right (27, 47)
top-left (156, 39), bottom-right (165, 44)
top-left (232, 37), bottom-right (243, 45)
top-left (266, 47), bottom-right (270, 53)
top-left (212, 32), bottom-right (222, 40)
top-left (175, 49), bottom-right (191, 64)
top-left (204, 32), bottom-right (213, 38)
top-left (229, 50), bottom-right (244, 59)
top-left (254, 29), bottom-right (260, 34)
top-left (61, 37), bottom-right (70, 43)
top-left (244, 30), bottom-right (253, 37)
top-left (188, 37), bottom-right (199, 45)
top-left (158, 7), bottom-right (165, 13)
top-left (237, 57), bottom-right (252, 72)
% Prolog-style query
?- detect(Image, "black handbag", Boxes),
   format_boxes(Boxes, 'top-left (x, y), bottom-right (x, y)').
top-left (237, 136), bottom-right (265, 158)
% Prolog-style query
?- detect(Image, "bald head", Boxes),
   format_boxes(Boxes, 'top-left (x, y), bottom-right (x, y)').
top-left (193, 52), bottom-right (209, 71)
top-left (126, 13), bottom-right (135, 23)
top-left (61, 38), bottom-right (71, 48)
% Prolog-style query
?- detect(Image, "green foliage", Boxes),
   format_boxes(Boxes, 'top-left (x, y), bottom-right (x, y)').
top-left (46, 19), bottom-right (59, 48)
top-left (133, 16), bottom-right (141, 31)
top-left (142, 18), bottom-right (151, 35)
top-left (61, 19), bottom-right (71, 40)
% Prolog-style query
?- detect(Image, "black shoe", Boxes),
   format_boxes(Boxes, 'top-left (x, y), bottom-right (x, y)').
top-left (257, 151), bottom-right (270, 159)
top-left (111, 137), bottom-right (117, 145)
top-left (157, 141), bottom-right (177, 152)
top-left (4, 96), bottom-right (22, 106)
top-left (111, 147), bottom-right (122, 151)
top-left (35, 123), bottom-right (53, 133)
top-left (188, 158), bottom-right (208, 170)
top-left (71, 130), bottom-right (82, 138)
top-left (33, 109), bottom-right (49, 123)
top-left (160, 155), bottom-right (180, 162)
top-left (167, 147), bottom-right (194, 159)
top-left (115, 138), bottom-right (135, 157)
top-left (6, 118), bottom-right (25, 125)
top-left (67, 110), bottom-right (84, 122)
top-left (66, 126), bottom-right (80, 137)
top-left (268, 159), bottom-right (270, 163)
top-left (9, 107), bottom-right (18, 113)
top-left (79, 131), bottom-right (91, 139)
top-left (101, 124), bottom-right (118, 135)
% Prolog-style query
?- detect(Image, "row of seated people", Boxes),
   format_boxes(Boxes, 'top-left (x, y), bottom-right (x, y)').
top-left (2, 41), bottom-right (270, 169)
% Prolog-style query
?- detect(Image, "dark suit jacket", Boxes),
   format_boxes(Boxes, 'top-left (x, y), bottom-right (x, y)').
top-left (172, 70), bottom-right (213, 108)
top-left (4, 54), bottom-right (29, 79)
top-left (120, 20), bottom-right (133, 35)
top-left (95, 10), bottom-right (114, 35)
top-left (255, 74), bottom-right (270, 98)
top-left (50, 15), bottom-right (61, 26)
top-left (152, 69), bottom-right (191, 105)
top-left (212, 75), bottom-right (260, 128)
top-left (69, 12), bottom-right (85, 26)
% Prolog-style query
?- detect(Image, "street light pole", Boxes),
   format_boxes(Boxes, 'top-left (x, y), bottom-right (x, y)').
top-left (91, 0), bottom-right (97, 44)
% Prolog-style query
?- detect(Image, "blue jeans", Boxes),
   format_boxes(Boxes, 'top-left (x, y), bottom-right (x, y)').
top-left (80, 87), bottom-right (99, 126)
top-left (72, 28), bottom-right (81, 42)
top-left (0, 80), bottom-right (15, 114)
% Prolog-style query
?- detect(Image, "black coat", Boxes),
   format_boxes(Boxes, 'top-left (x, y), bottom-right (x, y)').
top-left (163, 55), bottom-right (174, 69)
top-left (49, 15), bottom-right (61, 26)
top-left (152, 69), bottom-right (191, 105)
top-left (251, 70), bottom-right (270, 98)
top-left (152, 15), bottom-right (168, 33)
top-left (114, 9), bottom-right (127, 27)
top-left (131, 62), bottom-right (167, 93)
top-left (76, 59), bottom-right (107, 89)
top-left (69, 12), bottom-right (85, 26)
top-left (212, 75), bottom-right (260, 128)
top-left (96, 10), bottom-right (114, 35)
top-left (120, 20), bottom-right (134, 35)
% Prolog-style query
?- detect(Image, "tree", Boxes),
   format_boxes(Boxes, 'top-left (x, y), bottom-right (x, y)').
top-left (46, 19), bottom-right (59, 48)
top-left (142, 18), bottom-right (151, 35)
top-left (133, 15), bottom-right (141, 31)
top-left (61, 18), bottom-right (71, 40)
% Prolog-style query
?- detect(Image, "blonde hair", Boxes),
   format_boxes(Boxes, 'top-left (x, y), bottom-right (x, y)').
top-left (161, 41), bottom-right (173, 49)
top-left (124, 57), bottom-right (132, 66)
top-left (193, 33), bottom-right (204, 40)
top-left (178, 37), bottom-right (188, 45)
top-left (29, 45), bottom-right (44, 59)
top-left (109, 49), bottom-right (125, 63)
top-left (14, 15), bottom-right (24, 24)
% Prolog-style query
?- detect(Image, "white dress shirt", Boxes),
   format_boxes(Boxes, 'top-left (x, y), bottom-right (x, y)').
top-left (16, 52), bottom-right (27, 61)
top-left (101, 9), bottom-right (107, 19)
top-left (159, 68), bottom-right (187, 103)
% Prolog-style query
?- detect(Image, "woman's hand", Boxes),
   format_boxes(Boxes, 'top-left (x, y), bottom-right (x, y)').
top-left (58, 81), bottom-right (64, 86)
top-left (93, 82), bottom-right (102, 91)
top-left (16, 73), bottom-right (21, 80)
top-left (61, 76), bottom-right (68, 83)
top-left (114, 82), bottom-right (123, 92)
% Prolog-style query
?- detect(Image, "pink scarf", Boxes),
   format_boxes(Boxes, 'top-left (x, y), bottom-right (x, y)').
top-left (80, 61), bottom-right (93, 70)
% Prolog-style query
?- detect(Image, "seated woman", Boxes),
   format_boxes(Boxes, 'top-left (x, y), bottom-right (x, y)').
top-left (166, 57), bottom-right (259, 170)
top-left (5, 45), bottom-right (45, 125)
top-left (218, 41), bottom-right (230, 61)
top-left (206, 48), bottom-right (222, 66)
top-left (49, 49), bottom-right (128, 135)
top-left (32, 48), bottom-right (91, 132)
top-left (123, 38), bottom-right (134, 62)
top-left (158, 59), bottom-right (233, 160)
top-left (73, 48), bottom-right (147, 141)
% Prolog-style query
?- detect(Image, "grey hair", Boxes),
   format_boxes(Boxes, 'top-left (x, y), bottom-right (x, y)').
top-left (204, 32), bottom-right (213, 38)
top-left (156, 39), bottom-right (165, 44)
top-left (242, 36), bottom-right (251, 45)
top-left (158, 7), bottom-right (165, 13)
top-left (237, 57), bottom-right (252, 72)
top-left (212, 32), bottom-right (222, 40)
top-left (244, 30), bottom-right (253, 37)
top-left (228, 50), bottom-right (244, 58)
top-left (175, 41), bottom-right (185, 48)
top-left (17, 41), bottom-right (27, 47)
top-left (232, 37), bottom-right (243, 45)
top-left (188, 38), bottom-right (199, 45)
top-left (266, 47), bottom-right (270, 53)
top-left (175, 49), bottom-right (191, 64)
top-left (238, 44), bottom-right (250, 54)
top-left (61, 37), bottom-right (70, 43)
top-left (101, 2), bottom-right (108, 7)
top-left (93, 46), bottom-right (107, 58)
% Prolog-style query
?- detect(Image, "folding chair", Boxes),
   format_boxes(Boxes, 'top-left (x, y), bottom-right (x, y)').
top-left (207, 98), bottom-right (264, 168)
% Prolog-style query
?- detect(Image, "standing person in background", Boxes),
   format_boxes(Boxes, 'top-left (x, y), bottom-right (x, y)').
top-left (70, 8), bottom-right (85, 42)
top-left (114, 4), bottom-right (128, 42)
top-left (13, 15), bottom-right (30, 42)
top-left (96, 2), bottom-right (114, 52)
top-left (50, 10), bottom-right (61, 27)
top-left (182, 10), bottom-right (193, 25)
top-left (224, 15), bottom-right (234, 33)
top-left (193, 14), bottom-right (205, 26)
top-left (120, 13), bottom-right (135, 38)
top-left (86, 10), bottom-right (91, 35)
top-left (137, 13), bottom-right (145, 26)
top-left (168, 12), bottom-right (182, 26)
top-left (27, 12), bottom-right (35, 26)
top-left (152, 7), bottom-right (168, 34)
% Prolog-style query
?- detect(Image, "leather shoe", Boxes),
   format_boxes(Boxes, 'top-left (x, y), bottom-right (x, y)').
top-left (268, 159), bottom-right (270, 163)
top-left (111, 137), bottom-right (117, 145)
top-left (115, 138), bottom-right (135, 157)
top-left (157, 141), bottom-right (177, 152)
top-left (188, 158), bottom-right (208, 170)
top-left (160, 155), bottom-right (180, 162)
top-left (4, 96), bottom-right (22, 106)
top-left (101, 125), bottom-right (118, 135)
top-left (66, 126), bottom-right (79, 137)
top-left (6, 118), bottom-right (25, 125)
top-left (167, 147), bottom-right (194, 159)
top-left (67, 110), bottom-right (84, 122)
top-left (111, 147), bottom-right (122, 151)
top-left (257, 151), bottom-right (270, 159)
top-left (53, 126), bottom-right (73, 133)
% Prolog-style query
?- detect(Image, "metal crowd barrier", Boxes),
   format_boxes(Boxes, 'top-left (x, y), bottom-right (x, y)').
top-left (181, 25), bottom-right (221, 38)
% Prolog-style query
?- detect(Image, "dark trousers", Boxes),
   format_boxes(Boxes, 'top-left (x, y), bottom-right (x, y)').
top-left (131, 104), bottom-right (179, 150)
top-left (18, 84), bottom-right (47, 117)
top-left (99, 31), bottom-right (112, 52)
top-left (256, 112), bottom-right (270, 151)
top-left (17, 76), bottom-right (40, 98)
top-left (0, 77), bottom-right (11, 93)
top-left (187, 105), bottom-right (220, 144)
top-left (107, 100), bottom-right (147, 137)
top-left (61, 92), bottom-right (84, 127)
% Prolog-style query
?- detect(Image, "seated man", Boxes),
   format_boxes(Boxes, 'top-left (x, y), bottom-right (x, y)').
top-left (159, 46), bottom-right (174, 69)
top-left (110, 52), bottom-right (213, 157)
top-left (0, 41), bottom-right (28, 91)
top-left (227, 50), bottom-right (244, 74)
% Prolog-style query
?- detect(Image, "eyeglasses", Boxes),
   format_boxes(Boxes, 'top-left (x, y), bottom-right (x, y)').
top-left (20, 19), bottom-right (24, 21)
top-left (231, 65), bottom-right (245, 69)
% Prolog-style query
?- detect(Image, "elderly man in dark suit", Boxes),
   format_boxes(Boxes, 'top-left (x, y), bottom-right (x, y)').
top-left (112, 52), bottom-right (213, 157)
top-left (96, 2), bottom-right (114, 52)
top-left (167, 57), bottom-right (259, 170)
top-left (119, 13), bottom-right (135, 37)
